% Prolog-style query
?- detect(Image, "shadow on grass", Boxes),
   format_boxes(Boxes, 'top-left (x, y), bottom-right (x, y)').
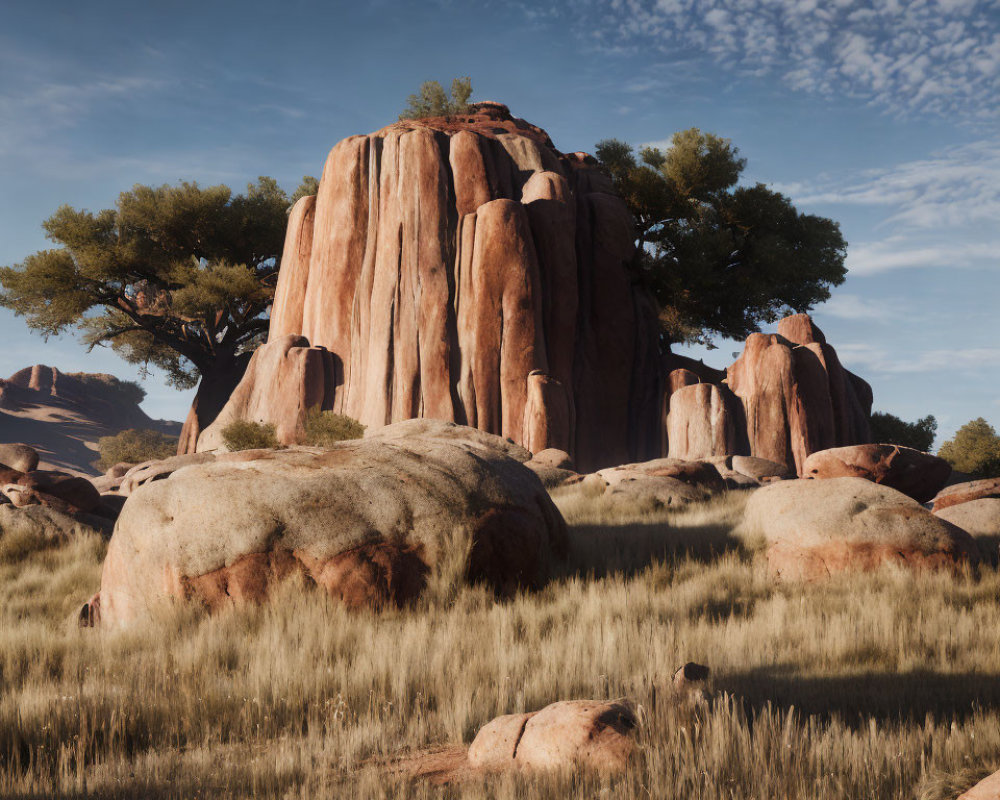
top-left (723, 667), bottom-right (1000, 724)
top-left (562, 518), bottom-right (748, 579)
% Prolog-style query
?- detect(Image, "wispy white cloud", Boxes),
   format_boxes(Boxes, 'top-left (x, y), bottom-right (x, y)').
top-left (578, 0), bottom-right (1000, 119)
top-left (836, 342), bottom-right (1000, 373)
top-left (815, 293), bottom-right (901, 320)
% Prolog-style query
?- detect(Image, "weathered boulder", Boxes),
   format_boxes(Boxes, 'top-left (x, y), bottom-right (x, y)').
top-left (936, 499), bottom-right (1000, 539)
top-left (932, 478), bottom-right (1000, 512)
top-left (468, 700), bottom-right (637, 772)
top-left (666, 383), bottom-right (740, 460)
top-left (0, 468), bottom-right (101, 515)
top-left (118, 452), bottom-right (217, 496)
top-left (582, 458), bottom-right (725, 508)
top-left (732, 455), bottom-right (790, 481)
top-left (958, 768), bottom-right (1000, 799)
top-left (524, 448), bottom-right (578, 489)
top-left (742, 477), bottom-right (979, 580)
top-left (529, 448), bottom-right (574, 471)
top-left (0, 504), bottom-right (113, 543)
top-left (93, 421), bottom-right (567, 627)
top-left (197, 334), bottom-right (338, 451)
top-left (213, 103), bottom-right (659, 472)
top-left (802, 444), bottom-right (952, 503)
top-left (727, 315), bottom-right (872, 476)
top-left (0, 443), bottom-right (39, 473)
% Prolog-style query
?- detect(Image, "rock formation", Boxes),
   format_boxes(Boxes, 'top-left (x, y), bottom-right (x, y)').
top-left (725, 315), bottom-right (872, 476)
top-left (91, 420), bottom-right (567, 627)
top-left (742, 477), bottom-right (979, 580)
top-left (0, 365), bottom-right (180, 475)
top-left (207, 103), bottom-right (660, 472)
top-left (802, 444), bottom-right (951, 503)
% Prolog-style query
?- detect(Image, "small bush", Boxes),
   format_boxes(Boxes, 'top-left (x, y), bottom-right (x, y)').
top-left (96, 428), bottom-right (177, 471)
top-left (302, 408), bottom-right (365, 447)
top-left (399, 77), bottom-right (473, 120)
top-left (221, 420), bottom-right (279, 451)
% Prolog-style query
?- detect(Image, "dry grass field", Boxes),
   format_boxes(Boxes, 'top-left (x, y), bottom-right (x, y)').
top-left (2, 487), bottom-right (1000, 798)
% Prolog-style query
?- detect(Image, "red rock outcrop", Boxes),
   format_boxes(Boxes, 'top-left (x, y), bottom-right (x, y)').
top-left (230, 103), bottom-right (659, 472)
top-left (666, 382), bottom-right (742, 460)
top-left (803, 444), bottom-right (951, 503)
top-left (932, 478), bottom-right (1000, 512)
top-left (726, 315), bottom-right (872, 475)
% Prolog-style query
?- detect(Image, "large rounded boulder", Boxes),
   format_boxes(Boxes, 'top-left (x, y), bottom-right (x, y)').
top-left (802, 444), bottom-right (951, 503)
top-left (742, 477), bottom-right (979, 580)
top-left (94, 421), bottom-right (567, 627)
top-left (932, 478), bottom-right (1000, 512)
top-left (935, 498), bottom-right (1000, 539)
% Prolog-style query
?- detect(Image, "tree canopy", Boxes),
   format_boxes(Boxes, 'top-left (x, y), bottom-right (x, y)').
top-left (595, 130), bottom-right (847, 346)
top-left (400, 77), bottom-right (473, 120)
top-left (869, 411), bottom-right (938, 452)
top-left (0, 176), bottom-right (315, 451)
top-left (938, 417), bottom-right (1000, 477)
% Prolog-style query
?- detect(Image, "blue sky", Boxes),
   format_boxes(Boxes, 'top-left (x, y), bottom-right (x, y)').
top-left (0, 0), bottom-right (997, 444)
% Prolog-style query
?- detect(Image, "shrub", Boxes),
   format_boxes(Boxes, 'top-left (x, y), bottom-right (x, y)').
top-left (399, 77), bottom-right (473, 120)
top-left (221, 420), bottom-right (279, 451)
top-left (938, 417), bottom-right (1000, 478)
top-left (869, 411), bottom-right (937, 452)
top-left (96, 428), bottom-right (177, 472)
top-left (302, 408), bottom-right (365, 447)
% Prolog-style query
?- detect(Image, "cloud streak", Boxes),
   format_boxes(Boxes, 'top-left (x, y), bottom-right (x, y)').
top-left (579, 0), bottom-right (1000, 119)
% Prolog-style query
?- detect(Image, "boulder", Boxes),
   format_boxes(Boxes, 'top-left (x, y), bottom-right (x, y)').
top-left (932, 478), bottom-right (1000, 512)
top-left (742, 477), bottom-right (979, 580)
top-left (0, 443), bottom-right (39, 473)
top-left (208, 103), bottom-right (659, 473)
top-left (529, 448), bottom-right (574, 471)
top-left (468, 700), bottom-right (637, 772)
top-left (802, 444), bottom-right (952, 503)
top-left (0, 504), bottom-right (113, 543)
top-left (732, 455), bottom-right (790, 481)
top-left (93, 421), bottom-right (567, 627)
top-left (118, 452), bottom-right (217, 496)
top-left (959, 768), bottom-right (1000, 799)
top-left (935, 499), bottom-right (1000, 539)
top-left (666, 383), bottom-right (740, 461)
top-left (597, 458), bottom-right (726, 493)
top-left (0, 469), bottom-right (102, 514)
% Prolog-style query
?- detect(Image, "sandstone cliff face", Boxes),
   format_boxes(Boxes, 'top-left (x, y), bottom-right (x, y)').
top-left (254, 103), bottom-right (659, 471)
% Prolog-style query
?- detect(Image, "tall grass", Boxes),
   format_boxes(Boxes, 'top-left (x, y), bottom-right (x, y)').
top-left (1, 487), bottom-right (998, 798)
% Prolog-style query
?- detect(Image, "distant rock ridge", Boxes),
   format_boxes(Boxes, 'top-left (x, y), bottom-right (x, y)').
top-left (202, 103), bottom-right (873, 472)
top-left (0, 365), bottom-right (180, 476)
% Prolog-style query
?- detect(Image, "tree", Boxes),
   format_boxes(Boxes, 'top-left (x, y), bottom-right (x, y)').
top-left (868, 411), bottom-right (938, 452)
top-left (400, 77), bottom-right (473, 120)
top-left (0, 177), bottom-right (314, 454)
top-left (289, 175), bottom-right (319, 207)
top-left (938, 418), bottom-right (1000, 478)
top-left (595, 130), bottom-right (847, 346)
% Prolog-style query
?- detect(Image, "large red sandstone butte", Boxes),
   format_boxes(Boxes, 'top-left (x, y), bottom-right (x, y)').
top-left (211, 103), bottom-right (659, 471)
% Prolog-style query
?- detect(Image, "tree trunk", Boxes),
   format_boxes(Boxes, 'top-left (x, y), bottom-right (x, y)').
top-left (176, 352), bottom-right (252, 455)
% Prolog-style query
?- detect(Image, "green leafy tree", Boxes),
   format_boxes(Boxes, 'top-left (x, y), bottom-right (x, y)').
top-left (400, 77), bottom-right (473, 120)
top-left (869, 411), bottom-right (938, 452)
top-left (938, 418), bottom-right (1000, 478)
top-left (96, 428), bottom-right (178, 472)
top-left (289, 175), bottom-right (319, 208)
top-left (0, 177), bottom-right (314, 453)
top-left (595, 130), bottom-right (847, 346)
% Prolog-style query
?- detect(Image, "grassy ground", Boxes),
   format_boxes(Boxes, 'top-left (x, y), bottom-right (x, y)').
top-left (2, 487), bottom-right (1000, 798)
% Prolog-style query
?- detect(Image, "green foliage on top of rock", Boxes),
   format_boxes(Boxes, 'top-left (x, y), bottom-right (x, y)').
top-left (869, 411), bottom-right (938, 453)
top-left (289, 176), bottom-right (319, 208)
top-left (400, 77), bottom-right (473, 119)
top-left (96, 428), bottom-right (178, 472)
top-left (302, 408), bottom-right (365, 447)
top-left (938, 418), bottom-right (1000, 478)
top-left (595, 130), bottom-right (847, 346)
top-left (221, 420), bottom-right (279, 452)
